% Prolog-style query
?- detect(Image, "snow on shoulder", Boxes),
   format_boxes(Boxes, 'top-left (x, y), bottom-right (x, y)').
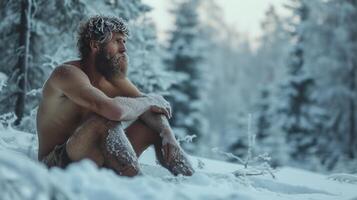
top-left (1, 128), bottom-right (357, 200)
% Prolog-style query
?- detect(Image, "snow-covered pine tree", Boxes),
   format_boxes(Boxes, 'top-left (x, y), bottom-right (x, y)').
top-left (277, 0), bottom-right (326, 163)
top-left (165, 0), bottom-right (207, 152)
top-left (302, 0), bottom-right (357, 170)
top-left (256, 5), bottom-right (289, 87)
top-left (292, 0), bottom-right (341, 171)
top-left (342, 0), bottom-right (357, 159)
top-left (228, 112), bottom-right (250, 159)
top-left (199, 0), bottom-right (250, 155)
top-left (222, 5), bottom-right (289, 166)
top-left (255, 89), bottom-right (272, 154)
top-left (3, 0), bottom-right (89, 131)
top-left (252, 5), bottom-right (292, 168)
top-left (0, 0), bottom-right (87, 125)
top-left (0, 0), bottom-right (32, 122)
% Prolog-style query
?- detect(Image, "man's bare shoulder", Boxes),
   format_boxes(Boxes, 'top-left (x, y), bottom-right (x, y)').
top-left (41, 61), bottom-right (89, 97)
top-left (49, 61), bottom-right (88, 84)
top-left (62, 60), bottom-right (81, 68)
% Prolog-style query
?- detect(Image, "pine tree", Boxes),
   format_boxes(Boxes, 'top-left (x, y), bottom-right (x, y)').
top-left (252, 5), bottom-right (292, 167)
top-left (166, 0), bottom-right (207, 152)
top-left (14, 0), bottom-right (32, 124)
top-left (255, 88), bottom-right (271, 152)
top-left (256, 5), bottom-right (289, 86)
top-left (277, 0), bottom-right (326, 162)
top-left (0, 0), bottom-right (88, 126)
top-left (254, 86), bottom-right (290, 167)
top-left (298, 0), bottom-right (357, 170)
top-left (344, 0), bottom-right (357, 159)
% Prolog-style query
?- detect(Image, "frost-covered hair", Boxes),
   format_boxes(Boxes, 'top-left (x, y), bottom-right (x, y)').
top-left (77, 15), bottom-right (129, 59)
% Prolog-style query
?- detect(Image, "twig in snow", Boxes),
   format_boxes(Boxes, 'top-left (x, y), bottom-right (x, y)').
top-left (177, 134), bottom-right (197, 143)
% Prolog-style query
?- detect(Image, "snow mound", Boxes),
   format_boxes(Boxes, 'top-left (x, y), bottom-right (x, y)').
top-left (1, 128), bottom-right (357, 200)
top-left (0, 150), bottom-right (252, 200)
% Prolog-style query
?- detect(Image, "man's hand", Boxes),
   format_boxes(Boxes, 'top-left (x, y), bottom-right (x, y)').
top-left (145, 94), bottom-right (172, 119)
top-left (149, 105), bottom-right (171, 119)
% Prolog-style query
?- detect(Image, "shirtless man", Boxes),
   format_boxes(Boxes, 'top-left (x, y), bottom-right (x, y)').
top-left (36, 16), bottom-right (194, 177)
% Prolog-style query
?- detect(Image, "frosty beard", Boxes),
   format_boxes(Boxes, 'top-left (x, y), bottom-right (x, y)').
top-left (95, 47), bottom-right (128, 80)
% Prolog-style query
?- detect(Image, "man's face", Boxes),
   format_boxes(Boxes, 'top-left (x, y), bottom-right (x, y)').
top-left (95, 32), bottom-right (128, 80)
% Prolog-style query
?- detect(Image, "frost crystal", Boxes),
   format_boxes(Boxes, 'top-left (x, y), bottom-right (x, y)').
top-left (105, 125), bottom-right (138, 174)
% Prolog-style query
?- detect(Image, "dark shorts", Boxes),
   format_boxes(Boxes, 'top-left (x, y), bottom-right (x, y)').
top-left (42, 142), bottom-right (72, 168)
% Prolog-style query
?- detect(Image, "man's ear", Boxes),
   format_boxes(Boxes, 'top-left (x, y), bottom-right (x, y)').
top-left (90, 40), bottom-right (100, 53)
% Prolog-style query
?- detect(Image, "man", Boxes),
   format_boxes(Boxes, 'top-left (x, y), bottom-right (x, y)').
top-left (36, 15), bottom-right (194, 177)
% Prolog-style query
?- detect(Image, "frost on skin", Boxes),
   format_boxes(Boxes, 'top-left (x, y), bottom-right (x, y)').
top-left (111, 93), bottom-right (194, 176)
top-left (113, 96), bottom-right (151, 121)
top-left (139, 94), bottom-right (195, 176)
top-left (141, 111), bottom-right (196, 176)
top-left (105, 123), bottom-right (139, 175)
top-left (160, 143), bottom-right (195, 176)
top-left (113, 95), bottom-right (171, 121)
top-left (141, 111), bottom-right (175, 145)
top-left (140, 93), bottom-right (174, 144)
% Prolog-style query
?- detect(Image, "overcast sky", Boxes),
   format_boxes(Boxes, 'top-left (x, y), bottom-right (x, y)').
top-left (142, 0), bottom-right (288, 43)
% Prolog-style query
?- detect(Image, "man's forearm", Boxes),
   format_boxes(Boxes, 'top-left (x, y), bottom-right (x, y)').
top-left (140, 111), bottom-right (172, 133)
top-left (114, 96), bottom-right (151, 121)
top-left (138, 93), bottom-right (174, 138)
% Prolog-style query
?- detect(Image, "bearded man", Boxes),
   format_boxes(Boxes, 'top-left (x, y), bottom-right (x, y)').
top-left (36, 16), bottom-right (194, 177)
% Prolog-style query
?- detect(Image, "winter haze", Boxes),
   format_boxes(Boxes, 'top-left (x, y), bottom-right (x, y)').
top-left (1, 0), bottom-right (357, 199)
top-left (143, 0), bottom-right (289, 44)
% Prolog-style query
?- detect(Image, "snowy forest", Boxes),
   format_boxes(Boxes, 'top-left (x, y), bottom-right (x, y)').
top-left (1, 0), bottom-right (357, 179)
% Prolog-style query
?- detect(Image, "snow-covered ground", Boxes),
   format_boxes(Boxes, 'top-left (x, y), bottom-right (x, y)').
top-left (1, 127), bottom-right (356, 200)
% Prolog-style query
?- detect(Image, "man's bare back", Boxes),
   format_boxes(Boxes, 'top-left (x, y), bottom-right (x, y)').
top-left (36, 16), bottom-right (194, 176)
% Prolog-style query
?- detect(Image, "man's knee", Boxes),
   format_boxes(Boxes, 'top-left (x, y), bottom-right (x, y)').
top-left (84, 113), bottom-right (123, 138)
top-left (66, 113), bottom-right (119, 160)
top-left (85, 113), bottom-right (119, 128)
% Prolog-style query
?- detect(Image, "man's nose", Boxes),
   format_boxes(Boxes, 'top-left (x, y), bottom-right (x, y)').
top-left (119, 45), bottom-right (126, 53)
top-left (119, 47), bottom-right (126, 53)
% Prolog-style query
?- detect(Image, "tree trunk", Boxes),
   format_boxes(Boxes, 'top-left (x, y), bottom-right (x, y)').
top-left (14, 0), bottom-right (32, 125)
top-left (347, 0), bottom-right (357, 158)
top-left (348, 66), bottom-right (356, 159)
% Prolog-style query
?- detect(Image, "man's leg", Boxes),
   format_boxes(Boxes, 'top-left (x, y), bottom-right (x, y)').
top-left (125, 120), bottom-right (194, 176)
top-left (65, 114), bottom-right (140, 177)
top-left (136, 107), bottom-right (195, 176)
top-left (66, 113), bottom-right (193, 176)
top-left (124, 120), bottom-right (162, 157)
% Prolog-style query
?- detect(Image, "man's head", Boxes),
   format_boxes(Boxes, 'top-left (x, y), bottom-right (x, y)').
top-left (77, 15), bottom-right (129, 79)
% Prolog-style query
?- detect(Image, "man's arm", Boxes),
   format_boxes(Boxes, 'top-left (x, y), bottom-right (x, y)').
top-left (50, 65), bottom-right (166, 121)
top-left (140, 110), bottom-right (176, 144)
top-left (110, 77), bottom-right (176, 143)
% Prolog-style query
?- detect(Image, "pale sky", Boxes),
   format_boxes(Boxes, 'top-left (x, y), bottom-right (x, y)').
top-left (142, 0), bottom-right (288, 43)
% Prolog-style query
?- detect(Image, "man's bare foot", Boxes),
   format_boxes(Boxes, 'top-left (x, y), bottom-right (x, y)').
top-left (160, 143), bottom-right (195, 176)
